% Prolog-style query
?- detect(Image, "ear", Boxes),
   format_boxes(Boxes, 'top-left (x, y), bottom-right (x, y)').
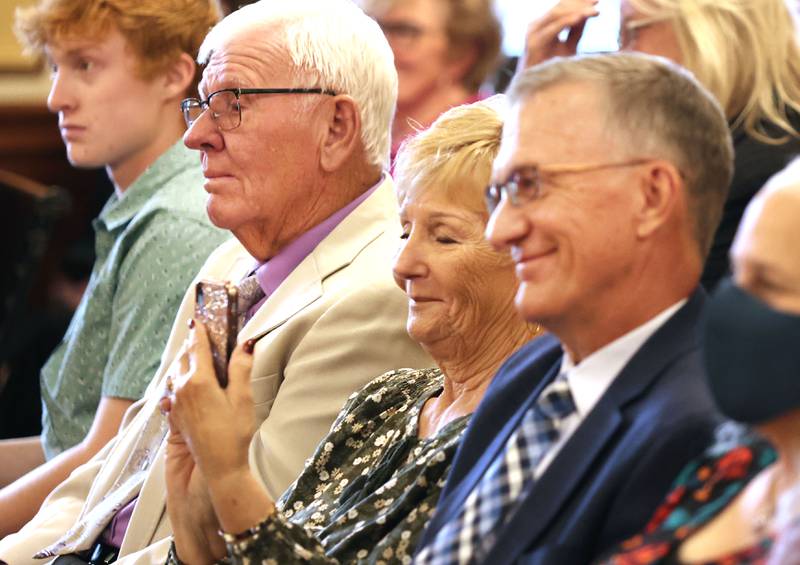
top-left (319, 95), bottom-right (361, 173)
top-left (635, 160), bottom-right (683, 239)
top-left (161, 52), bottom-right (197, 102)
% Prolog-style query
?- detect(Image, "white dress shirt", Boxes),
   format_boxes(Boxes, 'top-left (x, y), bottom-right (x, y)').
top-left (534, 299), bottom-right (688, 478)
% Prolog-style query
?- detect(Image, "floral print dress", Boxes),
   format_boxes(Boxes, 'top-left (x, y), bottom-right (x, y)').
top-left (219, 367), bottom-right (468, 564)
top-left (599, 427), bottom-right (777, 565)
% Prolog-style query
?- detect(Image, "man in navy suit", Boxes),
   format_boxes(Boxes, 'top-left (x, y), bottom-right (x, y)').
top-left (414, 53), bottom-right (735, 564)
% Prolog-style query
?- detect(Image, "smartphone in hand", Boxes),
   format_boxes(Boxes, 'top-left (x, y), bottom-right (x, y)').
top-left (194, 280), bottom-right (239, 388)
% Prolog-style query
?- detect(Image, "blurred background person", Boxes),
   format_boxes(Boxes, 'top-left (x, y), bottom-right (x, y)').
top-left (0, 0), bottom-right (227, 537)
top-left (520, 0), bottom-right (800, 291)
top-left (598, 159), bottom-right (800, 564)
top-left (356, 0), bottom-right (503, 163)
top-left (161, 97), bottom-right (543, 564)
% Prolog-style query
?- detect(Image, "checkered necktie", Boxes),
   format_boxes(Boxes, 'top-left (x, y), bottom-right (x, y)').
top-left (415, 376), bottom-right (576, 565)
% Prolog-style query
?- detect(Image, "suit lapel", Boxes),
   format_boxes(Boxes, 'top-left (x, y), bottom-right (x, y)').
top-left (238, 178), bottom-right (396, 343)
top-left (118, 439), bottom-right (168, 556)
top-left (485, 403), bottom-right (623, 563)
top-left (426, 355), bottom-right (562, 532)
top-left (238, 256), bottom-right (323, 342)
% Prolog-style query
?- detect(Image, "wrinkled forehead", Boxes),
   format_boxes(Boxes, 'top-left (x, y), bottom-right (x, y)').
top-left (493, 85), bottom-right (615, 181)
top-left (198, 27), bottom-right (293, 96)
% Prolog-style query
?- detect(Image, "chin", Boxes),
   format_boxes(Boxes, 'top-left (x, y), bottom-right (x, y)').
top-left (514, 285), bottom-right (552, 324)
top-left (65, 149), bottom-right (104, 170)
top-left (204, 197), bottom-right (237, 230)
top-left (407, 324), bottom-right (437, 347)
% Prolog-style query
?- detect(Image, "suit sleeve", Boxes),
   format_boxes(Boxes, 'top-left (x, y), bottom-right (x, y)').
top-left (248, 280), bottom-right (433, 498)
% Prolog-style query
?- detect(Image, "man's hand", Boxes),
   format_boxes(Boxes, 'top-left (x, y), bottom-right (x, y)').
top-left (518, 0), bottom-right (600, 71)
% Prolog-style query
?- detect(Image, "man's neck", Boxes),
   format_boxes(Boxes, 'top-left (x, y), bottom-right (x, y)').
top-left (107, 121), bottom-right (184, 195)
top-left (555, 284), bottom-right (695, 364)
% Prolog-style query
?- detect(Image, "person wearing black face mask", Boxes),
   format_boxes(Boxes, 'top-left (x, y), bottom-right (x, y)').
top-left (596, 159), bottom-right (800, 565)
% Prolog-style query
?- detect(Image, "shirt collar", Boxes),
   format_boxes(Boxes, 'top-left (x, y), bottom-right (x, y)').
top-left (96, 140), bottom-right (193, 231)
top-left (251, 174), bottom-right (384, 299)
top-left (560, 298), bottom-right (688, 416)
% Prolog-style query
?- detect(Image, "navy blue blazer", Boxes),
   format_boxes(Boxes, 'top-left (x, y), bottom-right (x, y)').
top-left (416, 289), bottom-right (723, 564)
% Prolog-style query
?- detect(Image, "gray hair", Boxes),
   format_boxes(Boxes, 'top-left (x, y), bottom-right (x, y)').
top-left (199, 0), bottom-right (398, 169)
top-left (508, 53), bottom-right (734, 257)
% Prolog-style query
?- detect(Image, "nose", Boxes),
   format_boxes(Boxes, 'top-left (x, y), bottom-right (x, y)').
top-left (183, 109), bottom-right (224, 152)
top-left (392, 231), bottom-right (429, 292)
top-left (47, 69), bottom-right (75, 115)
top-left (485, 198), bottom-right (530, 252)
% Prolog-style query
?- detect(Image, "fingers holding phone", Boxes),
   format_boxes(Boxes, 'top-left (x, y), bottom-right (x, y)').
top-left (518, 0), bottom-right (600, 70)
top-left (167, 321), bottom-right (257, 480)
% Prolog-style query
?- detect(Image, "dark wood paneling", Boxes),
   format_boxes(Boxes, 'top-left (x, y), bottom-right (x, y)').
top-left (0, 104), bottom-right (113, 305)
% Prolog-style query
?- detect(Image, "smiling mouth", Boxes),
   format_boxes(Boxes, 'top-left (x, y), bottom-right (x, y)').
top-left (514, 248), bottom-right (557, 264)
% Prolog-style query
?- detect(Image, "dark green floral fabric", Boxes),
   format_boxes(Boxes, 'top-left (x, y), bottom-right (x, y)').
top-left (223, 367), bottom-right (468, 564)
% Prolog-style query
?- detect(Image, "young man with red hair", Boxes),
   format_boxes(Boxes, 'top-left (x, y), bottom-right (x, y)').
top-left (0, 0), bottom-right (228, 535)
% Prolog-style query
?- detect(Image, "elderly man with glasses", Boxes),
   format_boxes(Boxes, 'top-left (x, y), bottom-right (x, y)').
top-left (0, 1), bottom-right (431, 564)
top-left (413, 53), bottom-right (735, 564)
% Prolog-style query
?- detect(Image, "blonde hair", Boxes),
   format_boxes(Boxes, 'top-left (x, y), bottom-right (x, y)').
top-left (509, 53), bottom-right (734, 258)
top-left (200, 0), bottom-right (397, 169)
top-left (628, 0), bottom-right (800, 144)
top-left (15, 0), bottom-right (219, 96)
top-left (357, 0), bottom-right (502, 92)
top-left (394, 95), bottom-right (506, 203)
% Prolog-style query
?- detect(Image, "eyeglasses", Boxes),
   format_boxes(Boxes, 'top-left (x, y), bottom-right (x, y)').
top-left (376, 19), bottom-right (441, 49)
top-left (181, 87), bottom-right (337, 131)
top-left (617, 16), bottom-right (670, 49)
top-left (485, 159), bottom-right (655, 214)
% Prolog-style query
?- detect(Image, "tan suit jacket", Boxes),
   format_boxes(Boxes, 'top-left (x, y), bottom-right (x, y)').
top-left (0, 178), bottom-right (433, 564)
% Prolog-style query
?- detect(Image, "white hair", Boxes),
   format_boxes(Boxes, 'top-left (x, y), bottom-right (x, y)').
top-left (198, 0), bottom-right (398, 169)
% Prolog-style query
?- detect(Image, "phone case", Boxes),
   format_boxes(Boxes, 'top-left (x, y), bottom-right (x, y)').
top-left (194, 280), bottom-right (239, 387)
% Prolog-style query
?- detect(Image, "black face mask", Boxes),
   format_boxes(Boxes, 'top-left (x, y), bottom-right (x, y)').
top-left (703, 280), bottom-right (800, 425)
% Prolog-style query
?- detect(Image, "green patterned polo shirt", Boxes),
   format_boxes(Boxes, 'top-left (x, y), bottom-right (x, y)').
top-left (40, 140), bottom-right (230, 458)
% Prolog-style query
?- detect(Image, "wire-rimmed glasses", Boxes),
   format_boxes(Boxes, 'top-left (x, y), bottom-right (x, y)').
top-left (181, 87), bottom-right (338, 131)
top-left (485, 159), bottom-right (656, 214)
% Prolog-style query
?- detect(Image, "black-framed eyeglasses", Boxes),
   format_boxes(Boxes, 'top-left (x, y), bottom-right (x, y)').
top-left (485, 159), bottom-right (655, 214)
top-left (180, 87), bottom-right (338, 131)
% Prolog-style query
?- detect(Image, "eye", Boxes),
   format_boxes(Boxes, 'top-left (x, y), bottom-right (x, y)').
top-left (513, 169), bottom-right (540, 200)
top-left (76, 58), bottom-right (93, 72)
top-left (400, 231), bottom-right (410, 240)
top-left (436, 236), bottom-right (457, 245)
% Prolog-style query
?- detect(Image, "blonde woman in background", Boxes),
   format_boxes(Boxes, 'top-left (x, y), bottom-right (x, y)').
top-left (521, 0), bottom-right (800, 290)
